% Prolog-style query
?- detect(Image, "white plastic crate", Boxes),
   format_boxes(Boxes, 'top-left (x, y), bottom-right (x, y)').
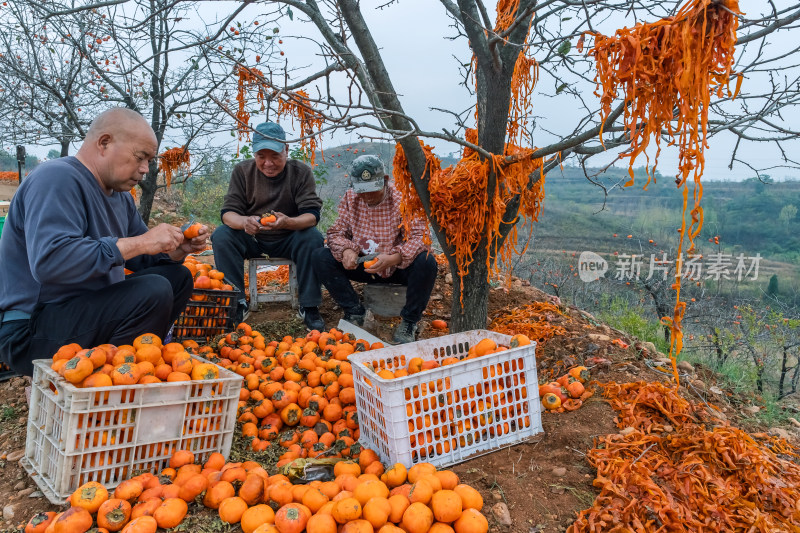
top-left (22, 357), bottom-right (242, 504)
top-left (348, 330), bottom-right (542, 469)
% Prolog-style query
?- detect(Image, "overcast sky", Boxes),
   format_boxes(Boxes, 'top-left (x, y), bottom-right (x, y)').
top-left (24, 0), bottom-right (800, 182)
top-left (255, 0), bottom-right (799, 182)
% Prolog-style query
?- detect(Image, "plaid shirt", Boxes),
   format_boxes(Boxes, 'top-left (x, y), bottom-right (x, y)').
top-left (327, 185), bottom-right (429, 277)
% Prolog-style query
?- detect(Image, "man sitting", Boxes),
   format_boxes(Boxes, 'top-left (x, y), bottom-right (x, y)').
top-left (312, 155), bottom-right (438, 344)
top-left (211, 121), bottom-right (325, 330)
top-left (0, 108), bottom-right (207, 376)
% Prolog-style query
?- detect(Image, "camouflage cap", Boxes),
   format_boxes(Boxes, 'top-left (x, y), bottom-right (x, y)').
top-left (349, 154), bottom-right (386, 193)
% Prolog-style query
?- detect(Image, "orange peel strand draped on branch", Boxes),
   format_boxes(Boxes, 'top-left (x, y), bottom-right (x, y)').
top-left (494, 0), bottom-right (538, 147)
top-left (585, 0), bottom-right (741, 379)
top-left (158, 147), bottom-right (190, 187)
top-left (393, 132), bottom-right (546, 304)
top-left (277, 90), bottom-right (324, 166)
top-left (236, 65), bottom-right (266, 141)
top-left (236, 67), bottom-right (324, 165)
top-left (568, 382), bottom-right (800, 532)
top-left (494, 0), bottom-right (521, 32)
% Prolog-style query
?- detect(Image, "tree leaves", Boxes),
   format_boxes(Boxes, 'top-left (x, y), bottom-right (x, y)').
top-left (557, 40), bottom-right (571, 56)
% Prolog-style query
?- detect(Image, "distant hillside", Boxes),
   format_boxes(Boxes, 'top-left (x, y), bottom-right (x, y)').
top-left (311, 141), bottom-right (800, 267)
top-left (534, 168), bottom-right (800, 264)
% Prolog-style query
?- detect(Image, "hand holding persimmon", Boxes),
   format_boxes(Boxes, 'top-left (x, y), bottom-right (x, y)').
top-left (182, 223), bottom-right (203, 239)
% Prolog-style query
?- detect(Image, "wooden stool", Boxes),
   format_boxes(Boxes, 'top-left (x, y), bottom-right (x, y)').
top-left (363, 284), bottom-right (407, 317)
top-left (248, 257), bottom-right (299, 310)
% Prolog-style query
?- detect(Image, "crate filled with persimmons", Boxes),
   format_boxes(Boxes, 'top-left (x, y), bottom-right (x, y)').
top-left (173, 255), bottom-right (240, 343)
top-left (23, 446), bottom-right (491, 533)
top-left (349, 330), bottom-right (542, 469)
top-left (207, 323), bottom-right (384, 462)
top-left (21, 333), bottom-right (242, 504)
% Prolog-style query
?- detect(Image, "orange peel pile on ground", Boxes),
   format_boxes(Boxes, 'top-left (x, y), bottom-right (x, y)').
top-left (489, 302), bottom-right (566, 345)
top-left (243, 265), bottom-right (290, 297)
top-left (158, 147), bottom-right (190, 187)
top-left (585, 0), bottom-right (741, 377)
top-left (569, 382), bottom-right (800, 531)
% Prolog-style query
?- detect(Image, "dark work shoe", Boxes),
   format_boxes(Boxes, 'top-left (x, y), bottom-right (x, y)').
top-left (392, 319), bottom-right (418, 344)
top-left (234, 300), bottom-right (250, 325)
top-left (299, 307), bottom-right (325, 331)
top-left (343, 305), bottom-right (367, 327)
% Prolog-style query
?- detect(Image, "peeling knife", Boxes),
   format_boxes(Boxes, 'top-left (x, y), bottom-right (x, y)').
top-left (357, 253), bottom-right (378, 265)
top-left (180, 215), bottom-right (196, 232)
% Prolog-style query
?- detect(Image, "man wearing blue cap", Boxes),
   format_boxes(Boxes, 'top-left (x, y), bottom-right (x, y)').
top-left (211, 121), bottom-right (325, 330)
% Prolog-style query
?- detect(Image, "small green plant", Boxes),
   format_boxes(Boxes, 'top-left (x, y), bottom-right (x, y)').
top-left (597, 296), bottom-right (670, 353)
top-left (318, 198), bottom-right (338, 234)
top-left (178, 175), bottom-right (228, 225)
top-left (0, 404), bottom-right (16, 421)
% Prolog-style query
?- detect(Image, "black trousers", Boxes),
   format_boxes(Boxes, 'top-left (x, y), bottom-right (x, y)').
top-left (211, 225), bottom-right (324, 308)
top-left (0, 263), bottom-right (193, 376)
top-left (312, 247), bottom-right (438, 323)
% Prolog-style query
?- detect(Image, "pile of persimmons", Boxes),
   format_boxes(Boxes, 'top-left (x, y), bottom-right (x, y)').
top-left (183, 256), bottom-right (234, 293)
top-left (538, 366), bottom-right (594, 413)
top-left (366, 334), bottom-right (531, 380)
top-left (49, 333), bottom-right (220, 386)
top-left (208, 323), bottom-right (381, 460)
top-left (24, 449), bottom-right (489, 533)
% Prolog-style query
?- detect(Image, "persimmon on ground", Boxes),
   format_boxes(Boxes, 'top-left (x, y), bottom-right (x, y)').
top-left (27, 450), bottom-right (489, 533)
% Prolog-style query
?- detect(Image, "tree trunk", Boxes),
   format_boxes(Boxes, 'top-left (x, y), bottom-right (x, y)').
top-left (450, 246), bottom-right (490, 332)
top-left (60, 139), bottom-right (70, 157)
top-left (779, 345), bottom-right (789, 399)
top-left (138, 162), bottom-right (158, 225)
top-left (710, 327), bottom-right (724, 367)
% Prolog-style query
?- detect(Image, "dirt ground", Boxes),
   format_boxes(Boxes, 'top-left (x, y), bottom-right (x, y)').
top-left (0, 180), bottom-right (789, 532)
top-left (0, 266), bottom-right (751, 533)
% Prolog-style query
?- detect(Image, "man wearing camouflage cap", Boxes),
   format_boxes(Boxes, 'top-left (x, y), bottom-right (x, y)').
top-left (312, 154), bottom-right (438, 344)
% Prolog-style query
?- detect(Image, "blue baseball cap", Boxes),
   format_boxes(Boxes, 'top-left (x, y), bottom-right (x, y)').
top-left (252, 121), bottom-right (286, 153)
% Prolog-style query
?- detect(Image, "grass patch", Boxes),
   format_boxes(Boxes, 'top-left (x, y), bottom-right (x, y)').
top-left (167, 505), bottom-right (238, 533)
top-left (596, 296), bottom-right (669, 353)
top-left (682, 349), bottom-right (792, 427)
top-left (250, 317), bottom-right (308, 341)
top-left (0, 404), bottom-right (16, 422)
